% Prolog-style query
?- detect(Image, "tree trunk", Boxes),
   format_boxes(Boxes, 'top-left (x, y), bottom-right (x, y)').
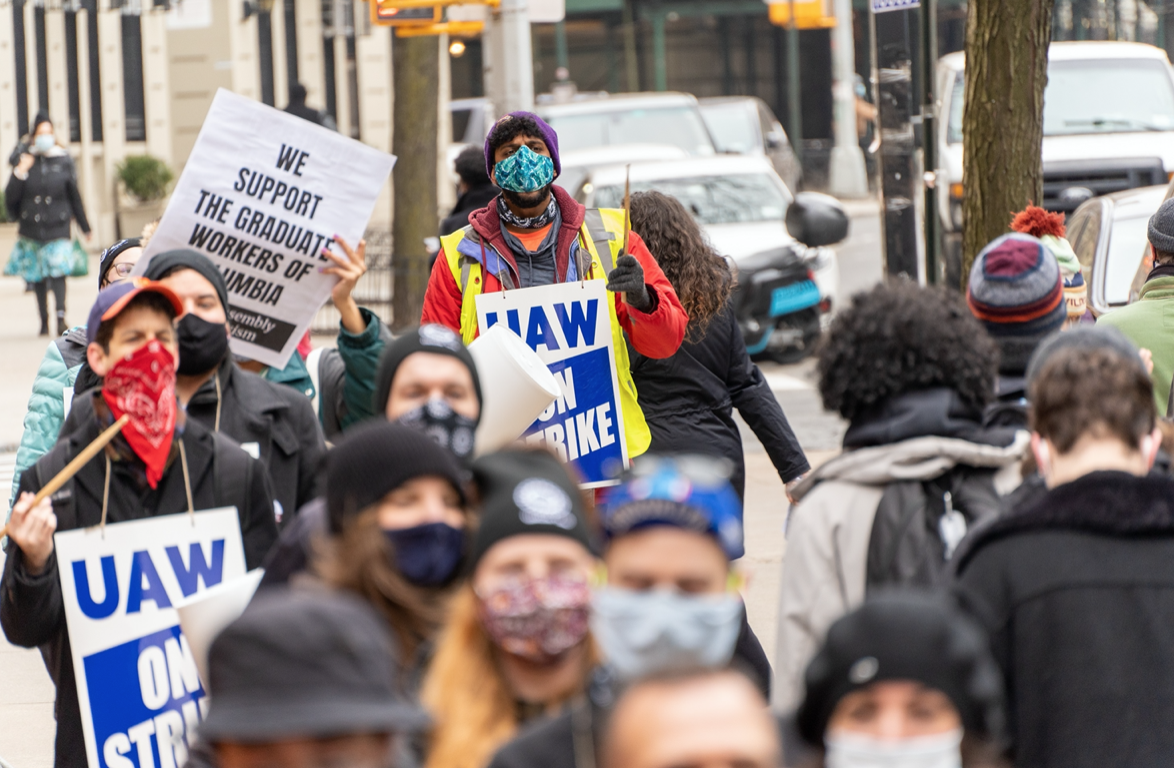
top-left (960, 0), bottom-right (1054, 286)
top-left (392, 34), bottom-right (440, 330)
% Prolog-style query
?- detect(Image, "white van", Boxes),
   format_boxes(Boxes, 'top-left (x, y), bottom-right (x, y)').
top-left (937, 42), bottom-right (1174, 277)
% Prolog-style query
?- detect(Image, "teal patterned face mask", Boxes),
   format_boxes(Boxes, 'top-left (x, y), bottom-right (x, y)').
top-left (494, 145), bottom-right (555, 193)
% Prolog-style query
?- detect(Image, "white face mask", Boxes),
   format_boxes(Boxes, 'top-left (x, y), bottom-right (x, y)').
top-left (825, 728), bottom-right (963, 768)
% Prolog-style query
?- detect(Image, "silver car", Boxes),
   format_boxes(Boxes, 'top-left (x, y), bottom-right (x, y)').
top-left (699, 96), bottom-right (802, 193)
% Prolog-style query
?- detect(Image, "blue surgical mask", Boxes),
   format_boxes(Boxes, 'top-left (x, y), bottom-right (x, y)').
top-left (34, 134), bottom-right (55, 154)
top-left (590, 587), bottom-right (742, 679)
top-left (494, 145), bottom-right (555, 194)
top-left (383, 523), bottom-right (465, 587)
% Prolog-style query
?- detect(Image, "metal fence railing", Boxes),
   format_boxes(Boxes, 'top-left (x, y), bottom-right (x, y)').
top-left (310, 230), bottom-right (433, 335)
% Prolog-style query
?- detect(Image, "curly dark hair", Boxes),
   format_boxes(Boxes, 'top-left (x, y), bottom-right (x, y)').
top-left (486, 114), bottom-right (546, 164)
top-left (630, 190), bottom-right (732, 342)
top-left (818, 281), bottom-right (997, 422)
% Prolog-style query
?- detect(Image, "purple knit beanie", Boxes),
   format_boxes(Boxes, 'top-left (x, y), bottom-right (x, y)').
top-left (484, 111), bottom-right (561, 178)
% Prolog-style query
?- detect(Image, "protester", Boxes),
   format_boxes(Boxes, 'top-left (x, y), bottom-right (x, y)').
top-left (487, 454), bottom-right (770, 768)
top-left (258, 235), bottom-right (393, 440)
top-left (965, 233), bottom-right (1067, 428)
top-left (131, 248), bottom-right (325, 523)
top-left (793, 591), bottom-right (1007, 768)
top-left (422, 111), bottom-right (689, 463)
top-left (1097, 197), bottom-right (1174, 415)
top-left (197, 589), bottom-right (429, 768)
top-left (602, 668), bottom-right (780, 768)
top-left (314, 420), bottom-right (473, 689)
top-left (259, 324), bottom-right (482, 586)
top-left (952, 343), bottom-right (1174, 768)
top-left (284, 81), bottom-right (337, 130)
top-left (773, 282), bottom-right (1027, 715)
top-left (8, 237), bottom-right (144, 512)
top-left (627, 190), bottom-right (809, 501)
top-left (4, 111), bottom-right (92, 337)
top-left (1008, 205), bottom-right (1087, 326)
top-left (422, 448), bottom-right (597, 768)
top-left (441, 145), bottom-right (500, 238)
top-left (1, 279), bottom-right (278, 768)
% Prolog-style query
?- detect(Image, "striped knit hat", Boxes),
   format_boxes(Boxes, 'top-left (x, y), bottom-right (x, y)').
top-left (967, 233), bottom-right (1066, 376)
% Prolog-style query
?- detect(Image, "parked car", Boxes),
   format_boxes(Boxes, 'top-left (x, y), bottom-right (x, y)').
top-left (699, 96), bottom-right (802, 193)
top-left (937, 41), bottom-right (1174, 285)
top-left (580, 156), bottom-right (846, 361)
top-left (536, 92), bottom-right (717, 157)
top-left (1067, 184), bottom-right (1167, 316)
top-left (555, 144), bottom-right (689, 200)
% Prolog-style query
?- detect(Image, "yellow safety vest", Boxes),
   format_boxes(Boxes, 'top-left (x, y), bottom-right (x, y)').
top-left (440, 208), bottom-right (651, 459)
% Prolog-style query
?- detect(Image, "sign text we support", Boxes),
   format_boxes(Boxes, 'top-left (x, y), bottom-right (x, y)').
top-left (55, 509), bottom-right (248, 768)
top-left (476, 281), bottom-right (628, 487)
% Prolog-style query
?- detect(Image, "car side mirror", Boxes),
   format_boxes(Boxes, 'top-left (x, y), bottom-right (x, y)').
top-left (765, 132), bottom-right (783, 150)
top-left (786, 192), bottom-right (850, 247)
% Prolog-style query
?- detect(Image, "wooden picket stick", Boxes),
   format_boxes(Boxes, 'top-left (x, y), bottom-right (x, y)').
top-left (622, 164), bottom-right (631, 257)
top-left (0, 414), bottom-right (129, 539)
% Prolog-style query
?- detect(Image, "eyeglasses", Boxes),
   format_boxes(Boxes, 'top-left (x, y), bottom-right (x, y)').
top-left (109, 263), bottom-right (136, 278)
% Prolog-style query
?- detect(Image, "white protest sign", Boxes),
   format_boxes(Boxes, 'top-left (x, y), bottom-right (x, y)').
top-left (476, 280), bottom-right (628, 487)
top-left (55, 508), bottom-right (247, 768)
top-left (136, 89), bottom-right (396, 369)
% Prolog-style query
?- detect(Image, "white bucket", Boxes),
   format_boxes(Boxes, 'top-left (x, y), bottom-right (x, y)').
top-left (469, 324), bottom-right (560, 455)
top-left (175, 568), bottom-right (265, 688)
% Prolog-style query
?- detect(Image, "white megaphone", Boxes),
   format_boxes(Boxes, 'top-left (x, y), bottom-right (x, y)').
top-left (468, 324), bottom-right (561, 455)
top-left (175, 569), bottom-right (265, 688)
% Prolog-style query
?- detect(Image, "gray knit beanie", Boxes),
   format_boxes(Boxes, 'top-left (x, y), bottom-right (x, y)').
top-left (1149, 198), bottom-right (1174, 255)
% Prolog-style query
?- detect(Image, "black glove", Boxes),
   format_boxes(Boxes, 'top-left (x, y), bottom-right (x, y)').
top-left (606, 254), bottom-right (652, 312)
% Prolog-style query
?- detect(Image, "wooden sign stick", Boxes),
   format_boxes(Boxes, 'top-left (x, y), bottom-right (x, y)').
top-left (0, 414), bottom-right (129, 539)
top-left (622, 164), bottom-right (631, 257)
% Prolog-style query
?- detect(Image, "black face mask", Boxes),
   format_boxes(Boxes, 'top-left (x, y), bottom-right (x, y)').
top-left (177, 314), bottom-right (230, 376)
top-left (395, 398), bottom-right (476, 464)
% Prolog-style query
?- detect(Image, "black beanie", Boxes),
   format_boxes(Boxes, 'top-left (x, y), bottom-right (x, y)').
top-left (372, 325), bottom-right (482, 421)
top-left (468, 449), bottom-right (594, 569)
top-left (796, 590), bottom-right (1005, 746)
top-left (97, 238), bottom-right (142, 288)
top-left (144, 248), bottom-right (230, 313)
top-left (327, 420), bottom-right (468, 534)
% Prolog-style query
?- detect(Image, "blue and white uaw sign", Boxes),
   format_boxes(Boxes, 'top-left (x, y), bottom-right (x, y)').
top-left (476, 280), bottom-right (629, 487)
top-left (55, 509), bottom-right (247, 768)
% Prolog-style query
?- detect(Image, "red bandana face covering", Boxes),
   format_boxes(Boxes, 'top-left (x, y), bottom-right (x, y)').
top-left (101, 340), bottom-right (178, 489)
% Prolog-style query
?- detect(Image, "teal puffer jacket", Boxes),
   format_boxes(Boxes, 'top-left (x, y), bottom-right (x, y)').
top-left (9, 327), bottom-right (87, 512)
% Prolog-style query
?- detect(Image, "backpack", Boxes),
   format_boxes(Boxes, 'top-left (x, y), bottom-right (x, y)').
top-left (864, 465), bottom-right (1003, 591)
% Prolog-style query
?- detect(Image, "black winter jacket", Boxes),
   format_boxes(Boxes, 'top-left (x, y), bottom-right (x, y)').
top-left (953, 471), bottom-right (1174, 768)
top-left (629, 302), bottom-right (808, 499)
top-left (440, 183), bottom-right (500, 239)
top-left (62, 361), bottom-right (326, 525)
top-left (1, 396), bottom-right (278, 768)
top-left (5, 151), bottom-right (90, 243)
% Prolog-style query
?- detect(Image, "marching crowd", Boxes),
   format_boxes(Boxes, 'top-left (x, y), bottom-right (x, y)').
top-left (4, 106), bottom-right (1174, 768)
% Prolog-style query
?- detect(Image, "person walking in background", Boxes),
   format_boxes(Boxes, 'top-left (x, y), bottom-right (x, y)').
top-left (422, 448), bottom-right (597, 768)
top-left (1097, 197), bottom-right (1174, 415)
top-left (965, 233), bottom-right (1067, 429)
top-left (628, 190), bottom-right (809, 501)
top-left (3, 111), bottom-right (92, 337)
top-left (792, 591), bottom-right (1007, 768)
top-left (953, 341), bottom-right (1174, 768)
top-left (441, 145), bottom-right (500, 238)
top-left (283, 82), bottom-right (337, 131)
top-left (773, 282), bottom-right (1026, 716)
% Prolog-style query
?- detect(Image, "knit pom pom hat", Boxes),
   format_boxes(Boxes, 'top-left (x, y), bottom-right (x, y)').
top-left (967, 233), bottom-right (1066, 376)
top-left (1010, 205), bottom-right (1086, 321)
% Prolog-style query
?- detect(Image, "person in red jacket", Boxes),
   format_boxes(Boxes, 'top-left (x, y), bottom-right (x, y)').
top-left (422, 111), bottom-right (687, 361)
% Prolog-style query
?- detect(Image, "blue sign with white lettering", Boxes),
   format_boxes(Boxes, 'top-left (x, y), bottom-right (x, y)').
top-left (55, 509), bottom-right (247, 768)
top-left (477, 281), bottom-right (628, 486)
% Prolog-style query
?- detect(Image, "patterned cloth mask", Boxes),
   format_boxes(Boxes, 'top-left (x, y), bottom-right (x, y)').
top-left (101, 340), bottom-right (178, 489)
top-left (478, 574), bottom-right (591, 663)
top-left (494, 145), bottom-right (555, 194)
